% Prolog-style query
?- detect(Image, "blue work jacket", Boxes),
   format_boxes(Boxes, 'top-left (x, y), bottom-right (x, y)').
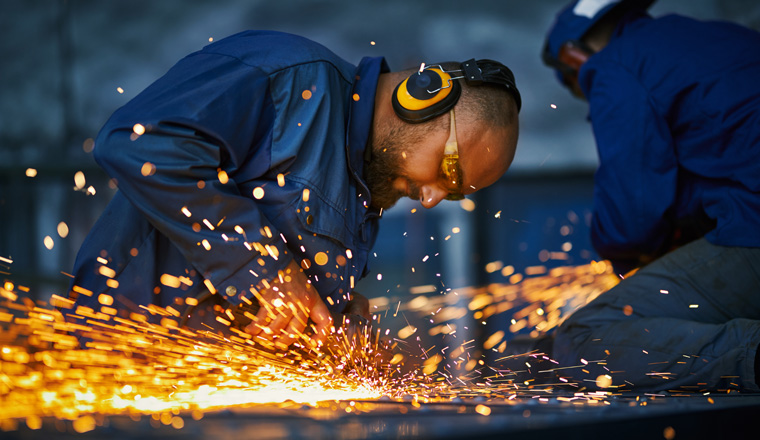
top-left (69, 31), bottom-right (387, 317)
top-left (579, 12), bottom-right (760, 271)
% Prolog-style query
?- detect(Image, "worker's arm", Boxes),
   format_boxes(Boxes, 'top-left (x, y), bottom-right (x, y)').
top-left (584, 62), bottom-right (678, 271)
top-left (94, 121), bottom-right (292, 292)
top-left (93, 51), bottom-right (328, 343)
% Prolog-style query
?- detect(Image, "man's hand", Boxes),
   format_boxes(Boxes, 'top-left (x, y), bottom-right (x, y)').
top-left (244, 259), bottom-right (332, 349)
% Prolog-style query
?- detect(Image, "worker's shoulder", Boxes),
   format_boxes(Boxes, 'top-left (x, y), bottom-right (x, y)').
top-left (198, 30), bottom-right (352, 75)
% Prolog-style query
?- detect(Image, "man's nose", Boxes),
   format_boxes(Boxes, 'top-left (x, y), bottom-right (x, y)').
top-left (419, 185), bottom-right (448, 209)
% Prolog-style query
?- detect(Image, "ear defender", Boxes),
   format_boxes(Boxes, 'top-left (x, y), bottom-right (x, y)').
top-left (392, 67), bottom-right (462, 123)
top-left (392, 60), bottom-right (521, 124)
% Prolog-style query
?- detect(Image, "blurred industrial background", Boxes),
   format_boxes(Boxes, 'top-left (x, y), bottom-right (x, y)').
top-left (2, 0), bottom-right (759, 341)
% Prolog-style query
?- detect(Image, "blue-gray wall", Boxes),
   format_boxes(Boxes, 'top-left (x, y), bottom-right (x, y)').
top-left (1, 0), bottom-right (758, 304)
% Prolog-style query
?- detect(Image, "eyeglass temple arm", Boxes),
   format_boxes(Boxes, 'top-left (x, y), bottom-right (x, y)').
top-left (444, 110), bottom-right (458, 155)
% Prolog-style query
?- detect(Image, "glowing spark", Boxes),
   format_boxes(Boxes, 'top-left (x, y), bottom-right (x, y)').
top-left (253, 187), bottom-right (265, 199)
top-left (25, 168), bottom-right (37, 177)
top-left (74, 171), bottom-right (86, 190)
top-left (485, 261), bottom-right (503, 273)
top-left (217, 170), bottom-right (229, 184)
top-left (117, 87), bottom-right (124, 94)
top-left (141, 162), bottom-right (156, 177)
top-left (203, 279), bottom-right (217, 294)
top-left (133, 123), bottom-right (146, 135)
top-left (0, 259), bottom-right (634, 431)
top-left (501, 265), bottom-right (515, 277)
top-left (398, 325), bottom-right (416, 339)
top-left (57, 222), bottom-right (69, 238)
top-left (409, 285), bottom-right (435, 295)
top-left (483, 331), bottom-right (504, 350)
top-left (596, 375), bottom-right (613, 388)
top-left (550, 103), bottom-right (557, 109)
top-left (160, 274), bottom-right (182, 288)
top-left (98, 265), bottom-right (116, 278)
top-left (314, 252), bottom-right (328, 266)
top-left (43, 236), bottom-right (54, 250)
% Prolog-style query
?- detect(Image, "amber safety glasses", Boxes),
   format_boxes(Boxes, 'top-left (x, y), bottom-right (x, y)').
top-left (441, 109), bottom-right (464, 201)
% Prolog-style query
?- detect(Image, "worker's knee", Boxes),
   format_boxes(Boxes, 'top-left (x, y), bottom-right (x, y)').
top-left (553, 319), bottom-right (592, 366)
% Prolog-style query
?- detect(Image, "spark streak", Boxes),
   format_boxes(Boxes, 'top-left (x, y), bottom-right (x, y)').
top-left (0, 261), bottom-right (649, 433)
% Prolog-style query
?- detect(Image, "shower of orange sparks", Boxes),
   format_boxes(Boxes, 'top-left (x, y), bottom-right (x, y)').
top-left (0, 261), bottom-right (621, 432)
top-left (0, 284), bottom-right (402, 431)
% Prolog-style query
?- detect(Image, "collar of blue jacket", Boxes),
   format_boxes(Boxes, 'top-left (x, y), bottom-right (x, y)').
top-left (346, 56), bottom-right (389, 212)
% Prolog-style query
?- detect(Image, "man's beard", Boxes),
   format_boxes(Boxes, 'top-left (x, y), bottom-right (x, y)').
top-left (364, 127), bottom-right (421, 211)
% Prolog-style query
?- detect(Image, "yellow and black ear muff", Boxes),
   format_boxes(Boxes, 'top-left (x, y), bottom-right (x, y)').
top-left (392, 67), bottom-right (462, 123)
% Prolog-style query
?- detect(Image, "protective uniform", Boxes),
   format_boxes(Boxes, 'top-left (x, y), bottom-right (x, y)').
top-left (544, 3), bottom-right (760, 391)
top-left (69, 31), bottom-right (386, 324)
top-left (581, 11), bottom-right (760, 269)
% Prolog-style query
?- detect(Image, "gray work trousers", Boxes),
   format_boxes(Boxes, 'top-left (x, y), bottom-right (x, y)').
top-left (554, 238), bottom-right (760, 392)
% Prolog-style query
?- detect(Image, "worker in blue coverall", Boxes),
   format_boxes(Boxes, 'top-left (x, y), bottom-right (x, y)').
top-left (68, 30), bottom-right (521, 350)
top-left (542, 0), bottom-right (760, 391)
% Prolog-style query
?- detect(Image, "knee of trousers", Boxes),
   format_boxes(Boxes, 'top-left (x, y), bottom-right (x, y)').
top-left (553, 317), bottom-right (594, 366)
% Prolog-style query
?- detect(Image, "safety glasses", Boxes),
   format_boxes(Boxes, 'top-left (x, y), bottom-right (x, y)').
top-left (441, 109), bottom-right (465, 201)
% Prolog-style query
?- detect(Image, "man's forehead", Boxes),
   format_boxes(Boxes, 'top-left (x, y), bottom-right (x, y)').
top-left (460, 125), bottom-right (512, 190)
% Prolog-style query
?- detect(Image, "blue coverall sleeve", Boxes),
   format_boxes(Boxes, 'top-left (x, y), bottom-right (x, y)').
top-left (585, 62), bottom-right (678, 269)
top-left (93, 53), bottom-right (291, 300)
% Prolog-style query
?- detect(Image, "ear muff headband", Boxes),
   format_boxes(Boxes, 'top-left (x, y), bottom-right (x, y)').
top-left (392, 67), bottom-right (462, 123)
top-left (469, 59), bottom-right (522, 112)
